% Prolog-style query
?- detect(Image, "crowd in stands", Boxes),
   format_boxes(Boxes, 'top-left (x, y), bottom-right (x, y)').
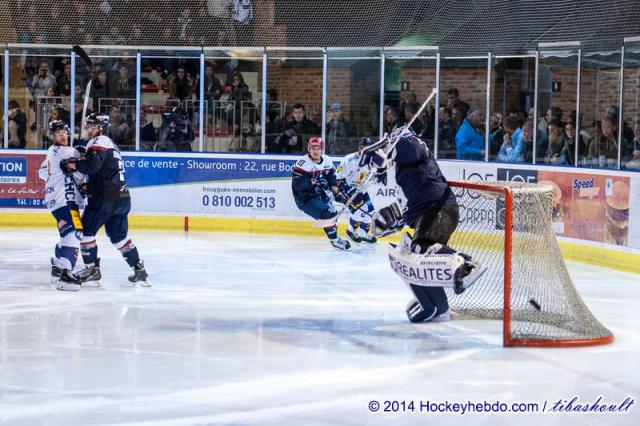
top-left (379, 87), bottom-right (640, 170)
top-left (11, 0), bottom-right (255, 48)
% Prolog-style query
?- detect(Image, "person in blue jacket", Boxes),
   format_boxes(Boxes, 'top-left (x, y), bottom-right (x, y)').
top-left (497, 116), bottom-right (526, 163)
top-left (455, 110), bottom-right (485, 161)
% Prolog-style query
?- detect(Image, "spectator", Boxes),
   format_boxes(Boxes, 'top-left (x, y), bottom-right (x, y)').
top-left (605, 105), bottom-right (634, 145)
top-left (400, 92), bottom-right (418, 122)
top-left (110, 62), bottom-right (135, 99)
top-left (384, 107), bottom-right (403, 134)
top-left (455, 109), bottom-right (485, 161)
top-left (178, 8), bottom-right (193, 42)
top-left (588, 115), bottom-right (618, 167)
top-left (281, 103), bottom-right (320, 153)
top-left (92, 69), bottom-right (110, 108)
top-left (521, 120), bottom-right (535, 163)
top-left (544, 119), bottom-right (566, 164)
top-left (72, 101), bottom-right (89, 139)
top-left (497, 116), bottom-right (525, 163)
top-left (542, 106), bottom-right (563, 135)
top-left (139, 110), bottom-right (157, 151)
top-left (265, 109), bottom-right (284, 153)
top-left (31, 61), bottom-right (57, 99)
top-left (229, 71), bottom-right (250, 103)
top-left (625, 119), bottom-right (640, 169)
top-left (325, 103), bottom-right (356, 155)
top-left (56, 61), bottom-right (73, 97)
top-left (403, 102), bottom-right (423, 136)
top-left (489, 112), bottom-right (504, 160)
top-left (446, 88), bottom-right (470, 113)
top-left (232, 0), bottom-right (254, 43)
top-left (438, 106), bottom-right (456, 157)
top-left (43, 86), bottom-right (57, 99)
top-left (267, 88), bottom-right (280, 115)
top-left (7, 100), bottom-right (27, 149)
top-left (198, 62), bottom-right (222, 121)
top-left (105, 105), bottom-right (132, 148)
top-left (451, 101), bottom-right (468, 135)
top-left (560, 120), bottom-right (586, 166)
top-left (158, 107), bottom-right (195, 152)
top-left (168, 66), bottom-right (194, 102)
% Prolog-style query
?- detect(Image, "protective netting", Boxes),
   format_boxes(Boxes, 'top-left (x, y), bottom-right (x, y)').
top-left (1, 1), bottom-right (639, 54)
top-left (447, 181), bottom-right (613, 346)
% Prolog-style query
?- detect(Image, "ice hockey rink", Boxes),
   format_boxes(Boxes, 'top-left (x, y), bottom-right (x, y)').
top-left (0, 229), bottom-right (638, 426)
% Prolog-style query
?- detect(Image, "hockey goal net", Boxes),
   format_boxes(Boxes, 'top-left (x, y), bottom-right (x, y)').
top-left (446, 181), bottom-right (613, 347)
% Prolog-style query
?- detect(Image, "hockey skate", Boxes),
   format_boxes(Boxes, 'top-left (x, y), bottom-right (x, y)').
top-left (50, 257), bottom-right (63, 282)
top-left (406, 299), bottom-right (451, 323)
top-left (358, 229), bottom-right (377, 244)
top-left (76, 258), bottom-right (102, 287)
top-left (129, 260), bottom-right (152, 287)
top-left (56, 269), bottom-right (81, 292)
top-left (346, 228), bottom-right (362, 244)
top-left (330, 237), bottom-right (351, 251)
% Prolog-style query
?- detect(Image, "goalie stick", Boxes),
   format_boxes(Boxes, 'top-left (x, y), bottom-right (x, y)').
top-left (315, 88), bottom-right (438, 228)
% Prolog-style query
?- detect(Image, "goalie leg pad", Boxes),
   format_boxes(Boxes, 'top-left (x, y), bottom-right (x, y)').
top-left (405, 285), bottom-right (450, 323)
top-left (388, 238), bottom-right (484, 294)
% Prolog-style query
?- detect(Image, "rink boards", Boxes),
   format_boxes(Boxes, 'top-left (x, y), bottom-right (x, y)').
top-left (1, 150), bottom-right (639, 273)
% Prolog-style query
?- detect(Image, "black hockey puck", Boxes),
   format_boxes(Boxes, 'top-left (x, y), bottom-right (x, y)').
top-left (529, 299), bottom-right (542, 311)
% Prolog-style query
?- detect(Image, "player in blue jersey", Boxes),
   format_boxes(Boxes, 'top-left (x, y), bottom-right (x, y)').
top-left (291, 136), bottom-right (351, 250)
top-left (61, 113), bottom-right (151, 287)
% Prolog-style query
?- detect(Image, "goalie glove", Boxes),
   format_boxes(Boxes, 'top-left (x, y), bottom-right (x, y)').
top-left (372, 201), bottom-right (405, 237)
top-left (359, 135), bottom-right (390, 168)
top-left (389, 126), bottom-right (415, 143)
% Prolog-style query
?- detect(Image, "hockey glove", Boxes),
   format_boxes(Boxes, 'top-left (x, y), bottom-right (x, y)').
top-left (339, 183), bottom-right (357, 198)
top-left (333, 191), bottom-right (348, 205)
top-left (372, 202), bottom-right (405, 237)
top-left (315, 175), bottom-right (329, 190)
top-left (376, 170), bottom-right (388, 186)
top-left (60, 158), bottom-right (78, 175)
top-left (72, 139), bottom-right (87, 155)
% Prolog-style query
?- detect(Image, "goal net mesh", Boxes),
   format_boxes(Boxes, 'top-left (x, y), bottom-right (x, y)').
top-left (447, 181), bottom-right (613, 346)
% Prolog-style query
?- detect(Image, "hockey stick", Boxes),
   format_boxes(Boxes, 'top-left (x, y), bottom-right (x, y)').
top-left (315, 88), bottom-right (438, 228)
top-left (72, 45), bottom-right (94, 141)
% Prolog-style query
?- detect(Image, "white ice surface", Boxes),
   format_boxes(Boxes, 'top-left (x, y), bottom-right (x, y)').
top-left (0, 229), bottom-right (638, 426)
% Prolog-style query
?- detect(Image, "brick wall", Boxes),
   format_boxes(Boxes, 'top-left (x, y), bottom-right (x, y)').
top-left (264, 62), bottom-right (640, 132)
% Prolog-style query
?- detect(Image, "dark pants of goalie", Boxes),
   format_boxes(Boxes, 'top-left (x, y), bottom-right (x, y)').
top-left (407, 203), bottom-right (460, 322)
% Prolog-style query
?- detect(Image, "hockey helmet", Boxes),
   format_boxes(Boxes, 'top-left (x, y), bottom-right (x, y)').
top-left (308, 136), bottom-right (324, 151)
top-left (48, 119), bottom-right (69, 134)
top-left (85, 113), bottom-right (110, 128)
top-left (358, 137), bottom-right (374, 150)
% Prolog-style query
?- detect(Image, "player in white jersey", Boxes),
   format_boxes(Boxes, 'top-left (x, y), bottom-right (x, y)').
top-left (336, 137), bottom-right (378, 244)
top-left (291, 137), bottom-right (351, 250)
top-left (38, 120), bottom-right (86, 291)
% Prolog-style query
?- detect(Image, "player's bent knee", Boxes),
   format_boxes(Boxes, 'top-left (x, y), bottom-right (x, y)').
top-left (319, 209), bottom-right (338, 220)
top-left (60, 230), bottom-right (82, 248)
